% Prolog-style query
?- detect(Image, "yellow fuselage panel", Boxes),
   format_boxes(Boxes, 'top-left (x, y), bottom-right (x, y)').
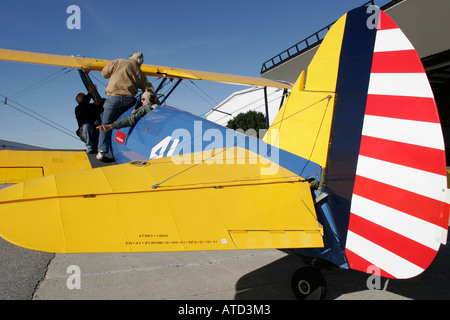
top-left (305, 13), bottom-right (347, 92)
top-left (0, 167), bottom-right (43, 184)
top-left (264, 91), bottom-right (335, 169)
top-left (262, 14), bottom-right (347, 168)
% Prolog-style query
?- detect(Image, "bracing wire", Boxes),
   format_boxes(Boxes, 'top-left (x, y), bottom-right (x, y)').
top-left (145, 90), bottom-right (282, 163)
top-left (150, 94), bottom-right (332, 189)
top-left (88, 72), bottom-right (108, 88)
top-left (188, 80), bottom-right (219, 106)
top-left (180, 80), bottom-right (219, 108)
top-left (147, 90), bottom-right (287, 165)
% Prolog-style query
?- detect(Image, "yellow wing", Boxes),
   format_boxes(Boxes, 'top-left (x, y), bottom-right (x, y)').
top-left (0, 148), bottom-right (323, 253)
top-left (0, 48), bottom-right (292, 89)
top-left (0, 150), bottom-right (92, 184)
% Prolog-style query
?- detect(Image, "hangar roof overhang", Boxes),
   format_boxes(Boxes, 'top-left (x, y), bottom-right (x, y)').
top-left (261, 0), bottom-right (450, 86)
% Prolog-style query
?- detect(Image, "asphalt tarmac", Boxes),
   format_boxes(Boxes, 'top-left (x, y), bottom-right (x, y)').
top-left (0, 228), bottom-right (448, 300)
top-left (1, 185), bottom-right (449, 301)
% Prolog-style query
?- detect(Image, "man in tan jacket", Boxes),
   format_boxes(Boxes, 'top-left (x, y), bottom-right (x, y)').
top-left (97, 52), bottom-right (157, 160)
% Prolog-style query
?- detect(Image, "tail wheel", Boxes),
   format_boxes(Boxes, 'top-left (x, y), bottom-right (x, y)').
top-left (291, 266), bottom-right (327, 300)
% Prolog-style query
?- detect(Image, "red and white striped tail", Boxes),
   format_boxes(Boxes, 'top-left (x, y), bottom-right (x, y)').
top-left (344, 11), bottom-right (450, 279)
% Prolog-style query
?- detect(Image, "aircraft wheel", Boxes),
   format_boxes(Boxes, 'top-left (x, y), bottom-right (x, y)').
top-left (291, 266), bottom-right (327, 300)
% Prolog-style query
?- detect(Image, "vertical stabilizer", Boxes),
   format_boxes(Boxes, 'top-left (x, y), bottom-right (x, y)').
top-left (342, 9), bottom-right (449, 279)
top-left (267, 6), bottom-right (449, 279)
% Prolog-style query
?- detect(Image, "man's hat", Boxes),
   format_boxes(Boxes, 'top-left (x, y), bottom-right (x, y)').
top-left (129, 52), bottom-right (144, 65)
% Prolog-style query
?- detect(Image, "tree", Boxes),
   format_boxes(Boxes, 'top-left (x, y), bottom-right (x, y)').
top-left (226, 110), bottom-right (267, 138)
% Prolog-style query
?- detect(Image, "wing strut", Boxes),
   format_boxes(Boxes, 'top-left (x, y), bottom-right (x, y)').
top-left (279, 89), bottom-right (288, 110)
top-left (160, 79), bottom-right (182, 105)
top-left (263, 87), bottom-right (270, 129)
top-left (78, 69), bottom-right (102, 101)
top-left (154, 78), bottom-right (168, 95)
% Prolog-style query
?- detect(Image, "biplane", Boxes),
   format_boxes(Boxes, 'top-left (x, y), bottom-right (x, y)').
top-left (0, 6), bottom-right (449, 299)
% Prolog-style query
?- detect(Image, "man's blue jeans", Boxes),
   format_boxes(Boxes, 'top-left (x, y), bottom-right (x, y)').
top-left (98, 95), bottom-right (136, 154)
top-left (79, 123), bottom-right (98, 151)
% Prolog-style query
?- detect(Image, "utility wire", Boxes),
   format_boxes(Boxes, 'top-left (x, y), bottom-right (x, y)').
top-left (9, 68), bottom-right (73, 100)
top-left (211, 91), bottom-right (284, 126)
top-left (0, 66), bottom-right (84, 140)
top-left (1, 94), bottom-right (79, 141)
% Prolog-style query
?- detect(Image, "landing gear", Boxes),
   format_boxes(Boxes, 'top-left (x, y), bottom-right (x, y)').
top-left (291, 266), bottom-right (327, 300)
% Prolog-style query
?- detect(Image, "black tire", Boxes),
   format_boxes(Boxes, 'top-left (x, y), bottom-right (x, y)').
top-left (291, 266), bottom-right (327, 300)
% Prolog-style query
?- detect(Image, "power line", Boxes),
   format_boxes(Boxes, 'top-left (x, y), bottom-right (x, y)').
top-left (9, 68), bottom-right (73, 100)
top-left (211, 90), bottom-right (284, 126)
top-left (0, 66), bottom-right (80, 141)
top-left (1, 94), bottom-right (79, 141)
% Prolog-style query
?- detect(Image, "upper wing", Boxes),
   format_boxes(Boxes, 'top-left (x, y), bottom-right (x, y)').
top-left (0, 48), bottom-right (292, 89)
top-left (0, 149), bottom-right (323, 253)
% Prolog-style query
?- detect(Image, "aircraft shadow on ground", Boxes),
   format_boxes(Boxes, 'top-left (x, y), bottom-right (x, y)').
top-left (234, 238), bottom-right (450, 300)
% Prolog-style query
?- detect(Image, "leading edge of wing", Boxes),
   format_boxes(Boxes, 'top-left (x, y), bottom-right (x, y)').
top-left (0, 152), bottom-right (323, 253)
top-left (0, 48), bottom-right (292, 89)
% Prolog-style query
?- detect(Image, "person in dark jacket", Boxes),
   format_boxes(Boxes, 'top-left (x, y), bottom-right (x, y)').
top-left (75, 85), bottom-right (105, 153)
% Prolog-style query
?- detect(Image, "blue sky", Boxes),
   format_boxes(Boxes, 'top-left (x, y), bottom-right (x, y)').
top-left (0, 0), bottom-right (390, 149)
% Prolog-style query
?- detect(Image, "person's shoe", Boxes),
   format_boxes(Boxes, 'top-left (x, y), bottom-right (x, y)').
top-left (86, 148), bottom-right (96, 154)
top-left (96, 151), bottom-right (106, 160)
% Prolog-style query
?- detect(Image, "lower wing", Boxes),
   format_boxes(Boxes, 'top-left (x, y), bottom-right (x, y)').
top-left (0, 149), bottom-right (92, 183)
top-left (0, 149), bottom-right (324, 253)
